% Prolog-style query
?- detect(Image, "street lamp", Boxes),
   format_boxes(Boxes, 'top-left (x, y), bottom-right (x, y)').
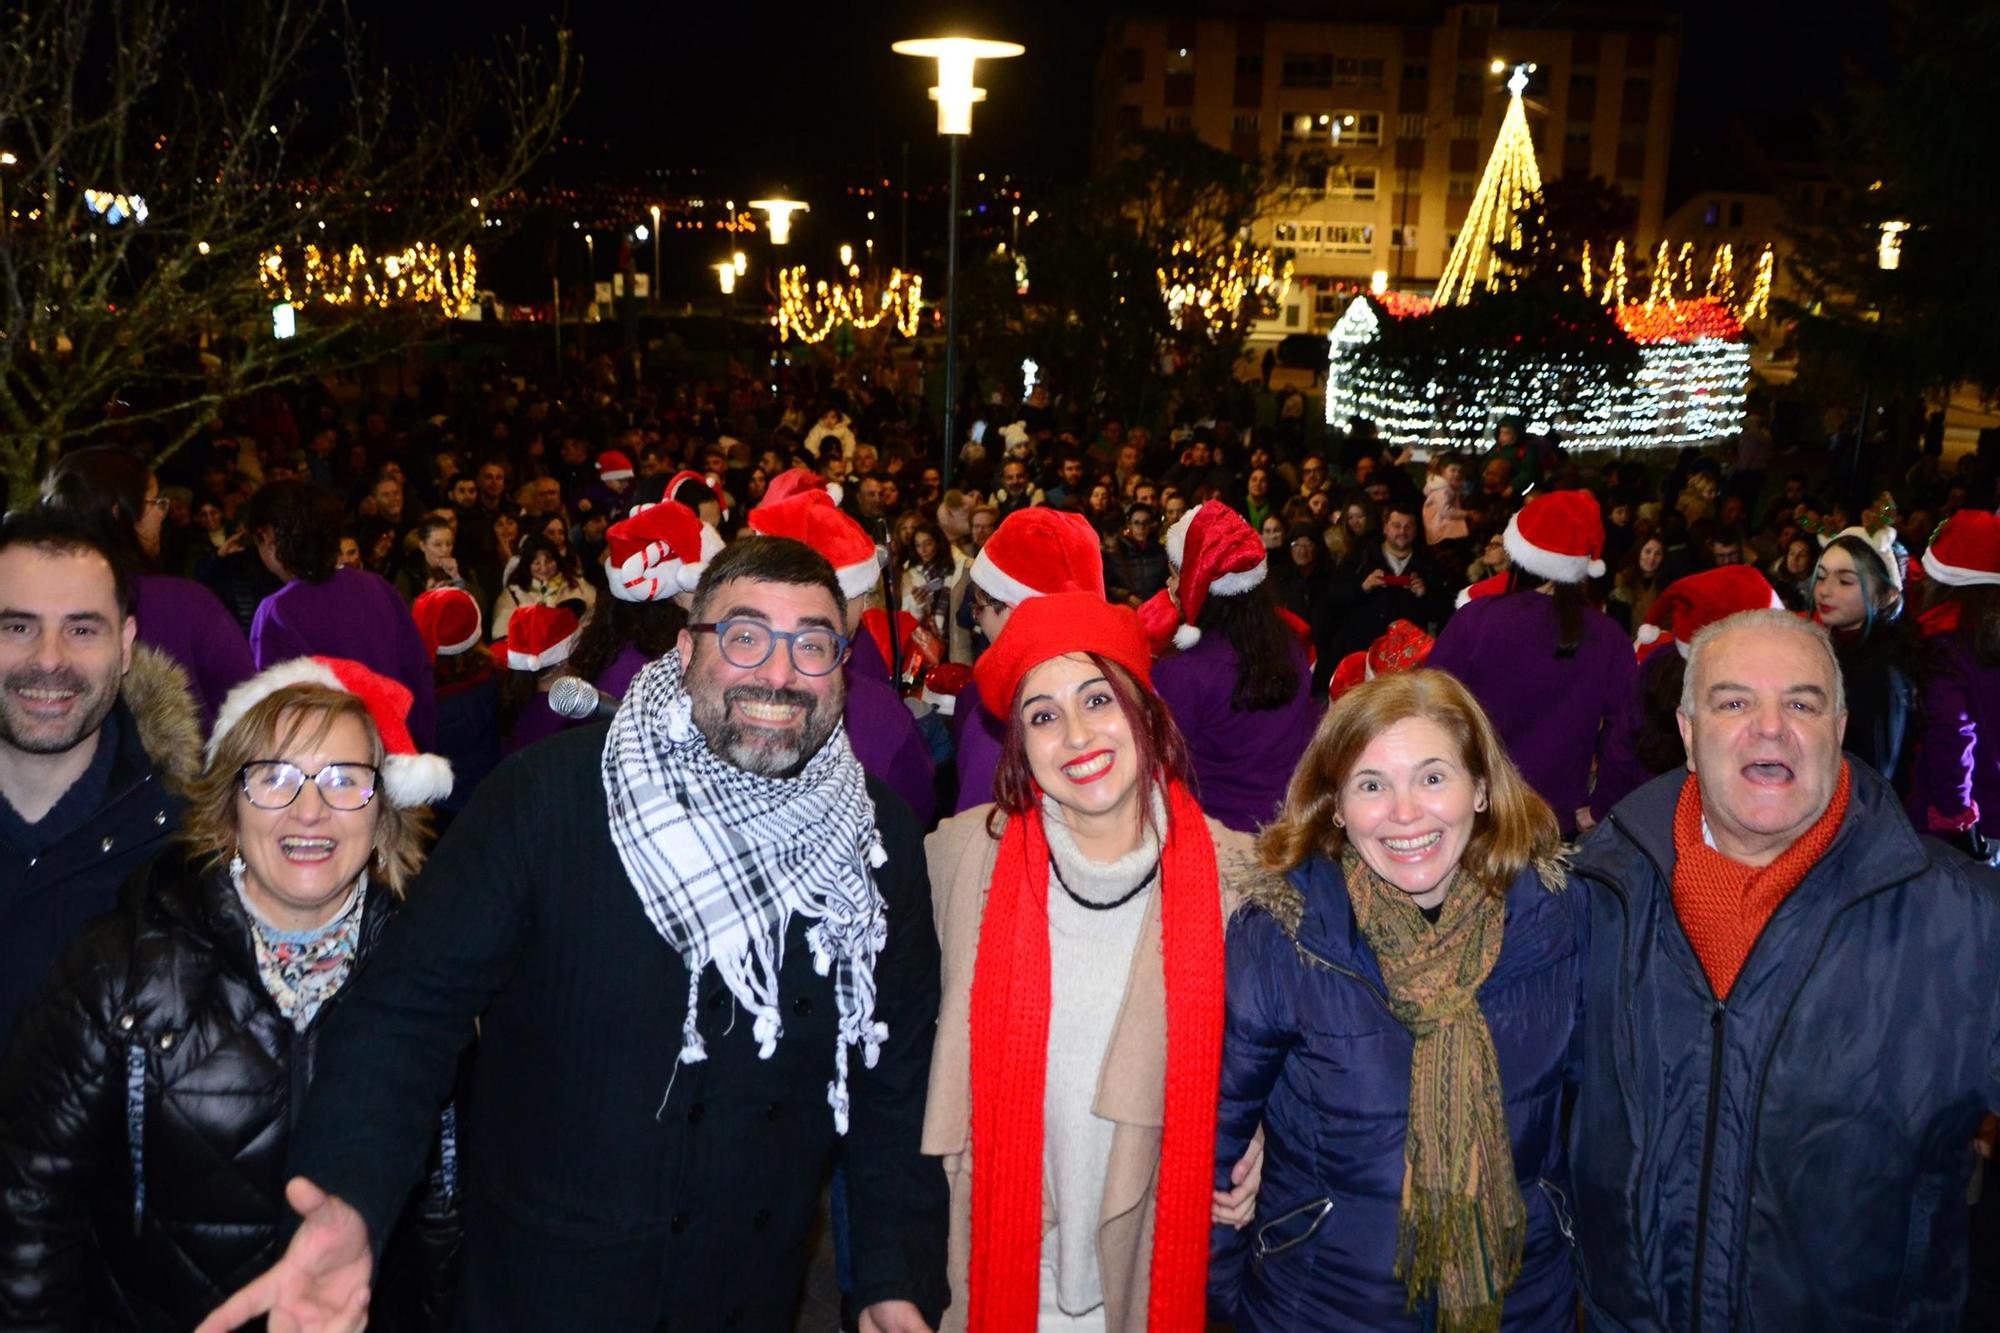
top-left (892, 35), bottom-right (1024, 490)
top-left (649, 204), bottom-right (662, 305)
top-left (732, 251), bottom-right (747, 276)
top-left (749, 197), bottom-right (808, 245)
top-left (715, 261), bottom-right (737, 295)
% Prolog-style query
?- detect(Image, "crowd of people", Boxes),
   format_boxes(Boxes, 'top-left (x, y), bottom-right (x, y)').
top-left (0, 347), bottom-right (1998, 1332)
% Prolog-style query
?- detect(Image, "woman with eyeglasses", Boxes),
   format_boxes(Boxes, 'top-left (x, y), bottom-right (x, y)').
top-left (41, 444), bottom-right (256, 730)
top-left (0, 658), bottom-right (463, 1330)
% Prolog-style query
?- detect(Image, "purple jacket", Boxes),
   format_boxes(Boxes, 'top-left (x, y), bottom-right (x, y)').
top-left (950, 687), bottom-right (1006, 815)
top-left (1590, 644), bottom-right (1679, 821)
top-left (1428, 591), bottom-right (1635, 837)
top-left (1153, 632), bottom-right (1319, 834)
top-left (845, 634), bottom-right (936, 827)
top-left (510, 644), bottom-right (659, 753)
top-left (250, 568), bottom-right (437, 748)
top-left (129, 572), bottom-right (254, 731)
top-left (1911, 631), bottom-right (2000, 835)
top-left (595, 644), bottom-right (653, 702)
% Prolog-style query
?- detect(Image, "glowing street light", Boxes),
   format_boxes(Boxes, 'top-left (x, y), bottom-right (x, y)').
top-left (715, 261), bottom-right (737, 295)
top-left (839, 242), bottom-right (854, 268)
top-left (1878, 219), bottom-right (1909, 271)
top-left (732, 251), bottom-right (747, 276)
top-left (749, 197), bottom-right (808, 245)
top-left (892, 34), bottom-right (1024, 490)
top-left (649, 204), bottom-right (662, 305)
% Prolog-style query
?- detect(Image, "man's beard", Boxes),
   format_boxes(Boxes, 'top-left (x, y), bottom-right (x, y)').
top-left (690, 681), bottom-right (840, 779)
top-left (0, 663), bottom-right (121, 756)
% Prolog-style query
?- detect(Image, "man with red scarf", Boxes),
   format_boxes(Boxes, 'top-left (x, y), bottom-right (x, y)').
top-left (1570, 609), bottom-right (2000, 1329)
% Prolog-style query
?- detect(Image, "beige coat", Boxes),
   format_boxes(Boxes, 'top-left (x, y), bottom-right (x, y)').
top-left (922, 802), bottom-right (1264, 1333)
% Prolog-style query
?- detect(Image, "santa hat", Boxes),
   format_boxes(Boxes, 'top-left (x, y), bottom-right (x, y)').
top-left (412, 588), bottom-right (483, 659)
top-left (1326, 651), bottom-right (1369, 705)
top-left (604, 501), bottom-right (724, 603)
top-left (974, 592), bottom-right (1152, 717)
top-left (1504, 490), bottom-right (1607, 584)
top-left (1818, 524), bottom-right (1905, 594)
top-left (665, 469), bottom-right (717, 508)
top-left (206, 657), bottom-right (452, 807)
top-left (595, 450), bottom-right (635, 482)
top-left (493, 604), bottom-right (582, 672)
top-left (1921, 510), bottom-right (2000, 588)
top-left (1136, 587), bottom-right (1181, 655)
top-left (746, 489), bottom-right (882, 600)
top-left (759, 466), bottom-right (827, 509)
top-left (1160, 501), bottom-right (1268, 649)
top-left (1455, 570), bottom-right (1510, 610)
top-left (921, 661), bottom-right (972, 717)
top-left (1636, 565), bottom-right (1785, 661)
top-left (971, 508), bottom-right (1105, 607)
top-left (1327, 618), bottom-right (1436, 705)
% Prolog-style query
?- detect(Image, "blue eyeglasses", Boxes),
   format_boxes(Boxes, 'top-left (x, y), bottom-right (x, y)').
top-left (689, 619), bottom-right (849, 677)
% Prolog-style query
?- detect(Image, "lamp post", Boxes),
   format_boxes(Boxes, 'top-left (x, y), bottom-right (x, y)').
top-left (892, 35), bottom-right (1023, 491)
top-left (649, 204), bottom-right (662, 305)
top-left (749, 197), bottom-right (808, 246)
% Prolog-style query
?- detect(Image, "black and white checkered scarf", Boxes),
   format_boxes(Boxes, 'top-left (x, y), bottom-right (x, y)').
top-left (601, 649), bottom-right (889, 1133)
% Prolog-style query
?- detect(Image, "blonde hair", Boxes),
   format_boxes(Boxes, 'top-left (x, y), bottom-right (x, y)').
top-left (181, 685), bottom-right (429, 895)
top-left (1258, 669), bottom-right (1559, 896)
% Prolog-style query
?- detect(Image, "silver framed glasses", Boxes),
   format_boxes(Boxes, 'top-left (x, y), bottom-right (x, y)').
top-left (238, 761), bottom-right (380, 811)
top-left (688, 619), bottom-right (848, 677)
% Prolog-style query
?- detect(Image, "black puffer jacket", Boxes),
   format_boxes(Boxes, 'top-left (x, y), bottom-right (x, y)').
top-left (0, 845), bottom-right (461, 1331)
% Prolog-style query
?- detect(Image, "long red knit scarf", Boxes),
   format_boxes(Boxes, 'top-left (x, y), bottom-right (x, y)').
top-left (967, 779), bottom-right (1224, 1332)
top-left (1671, 761), bottom-right (1851, 1000)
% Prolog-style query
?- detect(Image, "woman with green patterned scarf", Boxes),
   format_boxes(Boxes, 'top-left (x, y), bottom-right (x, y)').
top-left (1210, 668), bottom-right (1583, 1333)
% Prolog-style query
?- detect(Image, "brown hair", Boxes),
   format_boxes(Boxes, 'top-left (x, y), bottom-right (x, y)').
top-left (181, 685), bottom-right (429, 895)
top-left (987, 654), bottom-right (1192, 841)
top-left (1258, 669), bottom-right (1558, 896)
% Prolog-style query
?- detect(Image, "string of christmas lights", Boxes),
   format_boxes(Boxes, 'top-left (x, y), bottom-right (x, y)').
top-left (774, 266), bottom-right (923, 344)
top-left (1157, 238), bottom-right (1293, 334)
top-left (258, 242), bottom-right (478, 318)
top-left (1433, 63), bottom-right (1543, 306)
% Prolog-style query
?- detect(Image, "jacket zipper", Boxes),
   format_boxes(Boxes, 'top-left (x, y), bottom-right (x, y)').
top-left (1688, 1004), bottom-right (1726, 1333)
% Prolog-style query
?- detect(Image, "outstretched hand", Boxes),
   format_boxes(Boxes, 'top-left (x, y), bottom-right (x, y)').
top-left (196, 1177), bottom-right (372, 1333)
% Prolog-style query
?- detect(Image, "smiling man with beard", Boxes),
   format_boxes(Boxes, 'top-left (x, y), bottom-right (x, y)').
top-left (1570, 609), bottom-right (2000, 1329)
top-left (201, 535), bottom-right (947, 1333)
top-left (0, 509), bottom-right (199, 1047)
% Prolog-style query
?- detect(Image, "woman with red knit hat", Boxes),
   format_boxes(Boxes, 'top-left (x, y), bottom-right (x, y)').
top-left (922, 592), bottom-right (1267, 1331)
top-left (1154, 500), bottom-right (1321, 833)
top-left (1910, 510), bottom-right (2000, 859)
top-left (1428, 489), bottom-right (1635, 836)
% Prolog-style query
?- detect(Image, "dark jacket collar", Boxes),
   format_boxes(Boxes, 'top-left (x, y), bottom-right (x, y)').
top-left (143, 843), bottom-right (396, 985)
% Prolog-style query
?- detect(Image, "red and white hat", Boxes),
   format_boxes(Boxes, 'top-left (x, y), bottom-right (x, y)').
top-left (596, 450), bottom-right (635, 482)
top-left (604, 501), bottom-right (724, 603)
top-left (1504, 490), bottom-right (1607, 584)
top-left (412, 588), bottom-right (483, 659)
top-left (921, 661), bottom-right (972, 717)
top-left (1455, 569), bottom-right (1510, 609)
top-left (970, 508), bottom-right (1105, 606)
top-left (493, 604), bottom-right (582, 672)
top-left (746, 489), bottom-right (882, 600)
top-left (758, 466), bottom-right (826, 509)
top-left (206, 656), bottom-right (453, 807)
top-left (1635, 565), bottom-right (1785, 661)
top-left (1160, 501), bottom-right (1268, 649)
top-left (1921, 510), bottom-right (2000, 588)
top-left (1328, 618), bottom-right (1435, 704)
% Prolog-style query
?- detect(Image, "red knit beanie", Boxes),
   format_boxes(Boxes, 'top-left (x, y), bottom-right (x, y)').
top-left (973, 592), bottom-right (1152, 717)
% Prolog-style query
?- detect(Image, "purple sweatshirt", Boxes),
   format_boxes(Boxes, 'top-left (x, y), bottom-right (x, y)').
top-left (250, 568), bottom-right (438, 748)
top-left (1428, 591), bottom-right (1635, 837)
top-left (951, 687), bottom-right (1006, 815)
top-left (1153, 632), bottom-right (1320, 834)
top-left (1590, 643), bottom-right (1679, 821)
top-left (844, 633), bottom-right (936, 827)
top-left (1909, 631), bottom-right (2000, 836)
top-left (130, 571), bottom-right (255, 731)
top-left (505, 644), bottom-right (657, 756)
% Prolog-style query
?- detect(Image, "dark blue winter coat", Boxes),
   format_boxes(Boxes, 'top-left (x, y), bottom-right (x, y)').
top-left (1568, 763), bottom-right (2000, 1331)
top-left (1210, 853), bottom-right (1585, 1331)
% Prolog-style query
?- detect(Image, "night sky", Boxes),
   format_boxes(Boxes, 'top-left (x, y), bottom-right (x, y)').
top-left (362, 0), bottom-right (1895, 189)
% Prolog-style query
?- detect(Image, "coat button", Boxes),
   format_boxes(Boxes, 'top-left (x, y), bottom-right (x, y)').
top-left (101, 836), bottom-right (115, 853)
top-left (158, 1032), bottom-right (175, 1051)
top-left (670, 1211), bottom-right (689, 1234)
top-left (686, 1102), bottom-right (705, 1124)
top-left (792, 997), bottom-right (813, 1017)
top-left (118, 1014), bottom-right (135, 1032)
top-left (153, 810), bottom-right (166, 826)
top-left (766, 1101), bottom-right (784, 1120)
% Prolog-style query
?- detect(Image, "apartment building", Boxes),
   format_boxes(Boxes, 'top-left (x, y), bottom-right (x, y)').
top-left (1093, 3), bottom-right (1681, 332)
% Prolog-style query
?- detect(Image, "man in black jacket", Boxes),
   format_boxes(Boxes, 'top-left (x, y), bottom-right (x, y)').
top-left (1321, 499), bottom-right (1451, 689)
top-left (0, 510), bottom-right (195, 1048)
top-left (201, 536), bottom-right (948, 1333)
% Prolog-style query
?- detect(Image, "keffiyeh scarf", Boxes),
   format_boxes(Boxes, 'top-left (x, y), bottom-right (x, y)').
top-left (602, 649), bottom-right (889, 1132)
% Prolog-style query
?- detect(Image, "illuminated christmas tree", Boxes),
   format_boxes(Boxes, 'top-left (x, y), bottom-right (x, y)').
top-left (1433, 64), bottom-right (1543, 306)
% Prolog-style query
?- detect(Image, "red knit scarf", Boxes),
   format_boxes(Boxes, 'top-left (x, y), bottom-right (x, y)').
top-left (1671, 762), bottom-right (1851, 1000)
top-left (967, 779), bottom-right (1224, 1332)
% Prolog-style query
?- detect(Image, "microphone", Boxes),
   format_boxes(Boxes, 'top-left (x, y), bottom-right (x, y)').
top-left (548, 676), bottom-right (621, 721)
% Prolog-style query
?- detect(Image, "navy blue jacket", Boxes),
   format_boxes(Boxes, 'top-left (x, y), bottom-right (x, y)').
top-left (1210, 854), bottom-right (1585, 1331)
top-left (1569, 763), bottom-right (2000, 1331)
